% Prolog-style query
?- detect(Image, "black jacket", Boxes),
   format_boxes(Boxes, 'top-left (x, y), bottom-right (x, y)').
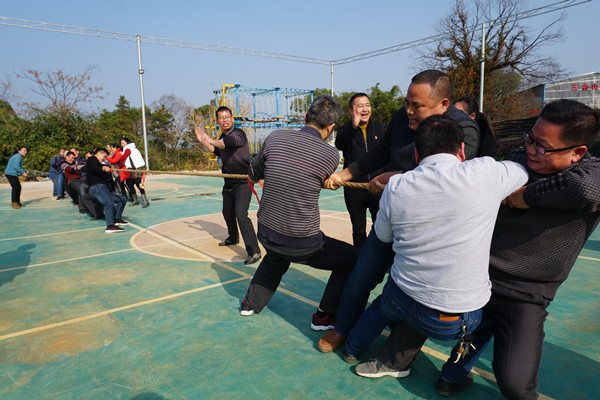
top-left (335, 120), bottom-right (386, 183)
top-left (348, 105), bottom-right (480, 177)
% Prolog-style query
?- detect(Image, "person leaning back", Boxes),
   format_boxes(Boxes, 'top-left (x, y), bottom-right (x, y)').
top-left (239, 95), bottom-right (359, 332)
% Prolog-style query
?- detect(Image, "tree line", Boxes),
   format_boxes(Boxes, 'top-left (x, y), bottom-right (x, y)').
top-left (3, 0), bottom-right (583, 173)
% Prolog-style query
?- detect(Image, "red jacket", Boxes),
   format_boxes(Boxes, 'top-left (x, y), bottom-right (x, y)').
top-left (107, 149), bottom-right (131, 181)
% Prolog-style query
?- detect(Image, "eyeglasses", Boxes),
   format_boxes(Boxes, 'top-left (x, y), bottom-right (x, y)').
top-left (523, 130), bottom-right (583, 155)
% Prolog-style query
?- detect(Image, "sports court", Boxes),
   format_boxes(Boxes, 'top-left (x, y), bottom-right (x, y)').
top-left (1, 174), bottom-right (598, 399)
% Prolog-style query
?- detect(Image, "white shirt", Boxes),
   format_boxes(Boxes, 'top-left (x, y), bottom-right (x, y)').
top-left (374, 153), bottom-right (528, 313)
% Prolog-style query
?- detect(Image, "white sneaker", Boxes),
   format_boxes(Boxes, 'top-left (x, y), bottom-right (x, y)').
top-left (240, 300), bottom-right (254, 316)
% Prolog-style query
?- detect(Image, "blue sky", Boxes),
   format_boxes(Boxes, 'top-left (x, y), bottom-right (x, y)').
top-left (1, 0), bottom-right (598, 114)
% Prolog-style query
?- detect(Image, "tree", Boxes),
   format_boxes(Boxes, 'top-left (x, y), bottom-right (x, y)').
top-left (146, 104), bottom-right (175, 167)
top-left (94, 96), bottom-right (144, 144)
top-left (419, 0), bottom-right (565, 120)
top-left (16, 65), bottom-right (104, 122)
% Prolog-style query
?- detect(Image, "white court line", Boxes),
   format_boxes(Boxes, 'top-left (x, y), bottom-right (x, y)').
top-left (1, 217), bottom-right (561, 399)
top-left (0, 276), bottom-right (248, 341)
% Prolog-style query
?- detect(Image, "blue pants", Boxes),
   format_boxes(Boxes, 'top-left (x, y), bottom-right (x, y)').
top-left (345, 276), bottom-right (482, 358)
top-left (49, 172), bottom-right (57, 195)
top-left (334, 229), bottom-right (395, 337)
top-left (89, 184), bottom-right (127, 226)
top-left (56, 172), bottom-right (65, 197)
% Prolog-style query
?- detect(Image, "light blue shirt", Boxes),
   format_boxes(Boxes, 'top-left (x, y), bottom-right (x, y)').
top-left (374, 153), bottom-right (528, 313)
top-left (5, 153), bottom-right (24, 177)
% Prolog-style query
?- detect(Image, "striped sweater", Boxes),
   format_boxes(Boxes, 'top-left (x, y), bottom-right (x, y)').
top-left (249, 126), bottom-right (340, 256)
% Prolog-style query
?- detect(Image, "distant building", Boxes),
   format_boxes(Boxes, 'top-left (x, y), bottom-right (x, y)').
top-left (528, 72), bottom-right (600, 113)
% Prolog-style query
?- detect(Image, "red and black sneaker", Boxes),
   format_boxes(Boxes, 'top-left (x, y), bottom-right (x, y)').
top-left (240, 300), bottom-right (254, 316)
top-left (115, 219), bottom-right (128, 226)
top-left (311, 311), bottom-right (336, 331)
top-left (105, 224), bottom-right (126, 233)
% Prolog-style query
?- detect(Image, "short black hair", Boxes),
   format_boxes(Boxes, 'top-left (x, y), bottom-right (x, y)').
top-left (540, 99), bottom-right (600, 147)
top-left (305, 95), bottom-right (343, 129)
top-left (215, 106), bottom-right (232, 118)
top-left (411, 70), bottom-right (452, 102)
top-left (454, 96), bottom-right (479, 114)
top-left (93, 148), bottom-right (108, 155)
top-left (349, 92), bottom-right (369, 109)
top-left (415, 115), bottom-right (464, 159)
top-left (65, 151), bottom-right (75, 157)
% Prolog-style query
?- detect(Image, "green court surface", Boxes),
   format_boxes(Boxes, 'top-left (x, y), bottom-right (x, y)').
top-left (0, 175), bottom-right (598, 399)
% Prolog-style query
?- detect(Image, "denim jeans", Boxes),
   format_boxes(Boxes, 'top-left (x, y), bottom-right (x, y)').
top-left (345, 276), bottom-right (483, 357)
top-left (49, 172), bottom-right (57, 195)
top-left (334, 229), bottom-right (395, 337)
top-left (56, 172), bottom-right (65, 197)
top-left (89, 184), bottom-right (126, 226)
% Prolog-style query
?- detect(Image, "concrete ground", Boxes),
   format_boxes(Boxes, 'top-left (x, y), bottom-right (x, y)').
top-left (0, 175), bottom-right (598, 399)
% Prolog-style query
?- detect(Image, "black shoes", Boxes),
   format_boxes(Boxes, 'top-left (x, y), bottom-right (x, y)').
top-left (436, 373), bottom-right (473, 396)
top-left (219, 238), bottom-right (239, 246)
top-left (244, 252), bottom-right (261, 265)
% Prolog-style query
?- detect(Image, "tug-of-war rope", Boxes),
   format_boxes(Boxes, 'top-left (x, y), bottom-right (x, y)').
top-left (111, 168), bottom-right (369, 190)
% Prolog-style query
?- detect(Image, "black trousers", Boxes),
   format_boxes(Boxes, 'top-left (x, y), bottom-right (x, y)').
top-left (125, 169), bottom-right (146, 195)
top-left (6, 175), bottom-right (21, 203)
top-left (244, 237), bottom-right (359, 314)
top-left (69, 179), bottom-right (99, 217)
top-left (222, 183), bottom-right (260, 256)
top-left (343, 188), bottom-right (381, 248)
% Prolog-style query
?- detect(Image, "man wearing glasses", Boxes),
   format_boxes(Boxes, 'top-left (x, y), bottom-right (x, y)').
top-left (334, 93), bottom-right (385, 248)
top-left (364, 99), bottom-right (599, 399)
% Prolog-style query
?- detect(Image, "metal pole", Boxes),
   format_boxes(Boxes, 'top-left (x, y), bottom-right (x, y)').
top-left (330, 61), bottom-right (334, 96)
top-left (479, 23), bottom-right (486, 113)
top-left (136, 35), bottom-right (150, 168)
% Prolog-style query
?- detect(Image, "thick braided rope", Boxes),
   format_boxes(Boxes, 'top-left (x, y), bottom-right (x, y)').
top-left (111, 168), bottom-right (369, 189)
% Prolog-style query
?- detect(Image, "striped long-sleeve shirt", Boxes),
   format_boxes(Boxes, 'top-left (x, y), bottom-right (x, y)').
top-left (249, 126), bottom-right (340, 256)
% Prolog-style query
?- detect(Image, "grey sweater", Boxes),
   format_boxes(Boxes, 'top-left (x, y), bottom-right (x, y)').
top-left (489, 148), bottom-right (600, 301)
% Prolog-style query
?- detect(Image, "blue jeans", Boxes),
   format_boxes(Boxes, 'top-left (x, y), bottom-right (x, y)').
top-left (49, 172), bottom-right (57, 195)
top-left (334, 229), bottom-right (395, 337)
top-left (89, 184), bottom-right (126, 226)
top-left (345, 276), bottom-right (483, 357)
top-left (56, 172), bottom-right (65, 197)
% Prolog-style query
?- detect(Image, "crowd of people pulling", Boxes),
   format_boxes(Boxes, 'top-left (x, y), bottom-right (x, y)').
top-left (5, 68), bottom-right (599, 399)
top-left (195, 69), bottom-right (599, 399)
top-left (45, 138), bottom-right (150, 232)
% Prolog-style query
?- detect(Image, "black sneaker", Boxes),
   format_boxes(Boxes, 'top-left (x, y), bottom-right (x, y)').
top-left (311, 311), bottom-right (336, 331)
top-left (219, 238), bottom-right (239, 246)
top-left (240, 300), bottom-right (254, 316)
top-left (436, 373), bottom-right (473, 396)
top-left (244, 252), bottom-right (261, 265)
top-left (105, 224), bottom-right (126, 233)
top-left (115, 219), bottom-right (128, 226)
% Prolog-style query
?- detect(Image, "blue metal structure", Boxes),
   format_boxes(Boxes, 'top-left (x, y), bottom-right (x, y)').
top-left (208, 84), bottom-right (314, 153)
